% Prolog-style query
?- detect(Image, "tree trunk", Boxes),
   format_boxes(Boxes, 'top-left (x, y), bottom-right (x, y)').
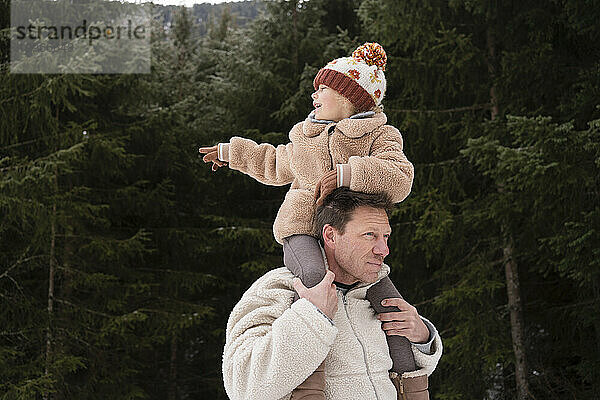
top-left (487, 26), bottom-right (530, 399)
top-left (504, 241), bottom-right (530, 399)
top-left (487, 27), bottom-right (500, 120)
top-left (168, 334), bottom-right (178, 400)
top-left (292, 1), bottom-right (298, 76)
top-left (43, 165), bottom-right (58, 400)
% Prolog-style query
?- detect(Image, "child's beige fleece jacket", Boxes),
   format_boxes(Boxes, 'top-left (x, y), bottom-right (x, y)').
top-left (217, 112), bottom-right (414, 244)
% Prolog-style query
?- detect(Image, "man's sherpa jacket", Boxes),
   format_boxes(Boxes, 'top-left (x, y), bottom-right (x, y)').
top-left (217, 112), bottom-right (414, 244)
top-left (222, 265), bottom-right (443, 400)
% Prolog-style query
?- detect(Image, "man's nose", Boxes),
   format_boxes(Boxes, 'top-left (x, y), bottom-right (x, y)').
top-left (311, 91), bottom-right (317, 100)
top-left (373, 237), bottom-right (389, 258)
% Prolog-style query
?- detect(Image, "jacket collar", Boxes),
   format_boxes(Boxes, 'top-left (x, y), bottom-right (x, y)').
top-left (303, 111), bottom-right (387, 139)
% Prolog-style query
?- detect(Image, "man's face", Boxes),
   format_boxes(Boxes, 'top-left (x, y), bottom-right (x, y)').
top-left (329, 206), bottom-right (391, 285)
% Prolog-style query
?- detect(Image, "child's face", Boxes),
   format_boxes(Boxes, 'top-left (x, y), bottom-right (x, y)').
top-left (312, 84), bottom-right (355, 122)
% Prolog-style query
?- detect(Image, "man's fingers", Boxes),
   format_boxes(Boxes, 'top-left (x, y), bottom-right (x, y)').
top-left (381, 297), bottom-right (411, 308)
top-left (292, 277), bottom-right (307, 296)
top-left (318, 270), bottom-right (335, 287)
top-left (382, 321), bottom-right (429, 343)
top-left (381, 321), bottom-right (411, 331)
top-left (384, 329), bottom-right (410, 337)
top-left (377, 311), bottom-right (411, 321)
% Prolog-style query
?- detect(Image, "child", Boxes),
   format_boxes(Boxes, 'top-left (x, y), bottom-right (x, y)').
top-left (200, 43), bottom-right (426, 399)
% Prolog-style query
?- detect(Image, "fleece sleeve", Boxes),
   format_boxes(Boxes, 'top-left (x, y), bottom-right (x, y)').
top-left (403, 316), bottom-right (443, 379)
top-left (223, 294), bottom-right (338, 400)
top-left (346, 126), bottom-right (415, 203)
top-left (411, 317), bottom-right (438, 355)
top-left (223, 136), bottom-right (295, 186)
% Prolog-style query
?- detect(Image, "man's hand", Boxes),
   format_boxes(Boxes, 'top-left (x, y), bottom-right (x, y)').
top-left (293, 270), bottom-right (338, 320)
top-left (199, 145), bottom-right (227, 171)
top-left (377, 298), bottom-right (430, 343)
top-left (314, 170), bottom-right (337, 207)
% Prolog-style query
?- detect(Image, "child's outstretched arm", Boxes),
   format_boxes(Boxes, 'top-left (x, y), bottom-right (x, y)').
top-left (198, 137), bottom-right (295, 186)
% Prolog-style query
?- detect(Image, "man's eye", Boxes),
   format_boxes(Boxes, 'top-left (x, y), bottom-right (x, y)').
top-left (365, 232), bottom-right (374, 237)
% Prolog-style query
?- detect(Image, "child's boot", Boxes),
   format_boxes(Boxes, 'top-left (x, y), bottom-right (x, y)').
top-left (390, 373), bottom-right (429, 400)
top-left (290, 361), bottom-right (326, 400)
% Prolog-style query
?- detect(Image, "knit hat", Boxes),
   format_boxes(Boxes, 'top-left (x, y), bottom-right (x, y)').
top-left (313, 42), bottom-right (387, 112)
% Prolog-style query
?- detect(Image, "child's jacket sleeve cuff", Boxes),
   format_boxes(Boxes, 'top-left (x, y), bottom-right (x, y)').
top-left (336, 164), bottom-right (352, 188)
top-left (218, 143), bottom-right (230, 162)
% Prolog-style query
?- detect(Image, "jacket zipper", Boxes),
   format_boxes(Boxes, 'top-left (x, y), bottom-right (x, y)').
top-left (391, 372), bottom-right (405, 399)
top-left (341, 291), bottom-right (381, 400)
top-left (399, 379), bottom-right (405, 399)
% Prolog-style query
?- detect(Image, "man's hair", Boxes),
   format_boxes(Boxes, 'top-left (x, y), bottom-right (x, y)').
top-left (314, 187), bottom-right (394, 243)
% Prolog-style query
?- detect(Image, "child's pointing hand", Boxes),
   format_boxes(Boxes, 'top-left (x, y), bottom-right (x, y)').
top-left (199, 145), bottom-right (227, 171)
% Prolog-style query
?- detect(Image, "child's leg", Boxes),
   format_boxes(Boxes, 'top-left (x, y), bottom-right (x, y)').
top-left (283, 234), bottom-right (327, 302)
top-left (366, 277), bottom-right (417, 374)
top-left (283, 235), bottom-right (327, 400)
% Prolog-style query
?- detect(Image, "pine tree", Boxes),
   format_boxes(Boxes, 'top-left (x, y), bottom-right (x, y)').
top-left (1, 5), bottom-right (217, 399)
top-left (357, 0), bottom-right (600, 398)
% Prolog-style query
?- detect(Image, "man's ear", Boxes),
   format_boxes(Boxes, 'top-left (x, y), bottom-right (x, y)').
top-left (322, 224), bottom-right (336, 248)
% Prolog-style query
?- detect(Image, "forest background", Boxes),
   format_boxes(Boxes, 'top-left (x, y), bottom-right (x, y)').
top-left (1, 0), bottom-right (599, 399)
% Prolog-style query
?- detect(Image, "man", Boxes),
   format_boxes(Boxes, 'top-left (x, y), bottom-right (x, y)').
top-left (222, 188), bottom-right (442, 400)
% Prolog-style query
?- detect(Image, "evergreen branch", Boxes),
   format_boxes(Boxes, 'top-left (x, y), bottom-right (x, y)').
top-left (54, 298), bottom-right (114, 318)
top-left (0, 330), bottom-right (29, 337)
top-left (1, 247), bottom-right (44, 298)
top-left (1, 254), bottom-right (45, 280)
top-left (0, 143), bottom-right (82, 172)
top-left (392, 220), bottom-right (418, 226)
top-left (415, 158), bottom-right (460, 167)
top-left (0, 84), bottom-right (48, 106)
top-left (136, 267), bottom-right (213, 275)
top-left (544, 300), bottom-right (597, 311)
top-left (0, 138), bottom-right (40, 151)
top-left (387, 103), bottom-right (491, 114)
top-left (155, 296), bottom-right (214, 308)
top-left (413, 295), bottom-right (443, 307)
top-left (451, 241), bottom-right (482, 270)
top-left (137, 307), bottom-right (172, 315)
top-left (56, 327), bottom-right (94, 350)
top-left (5, 274), bottom-right (24, 296)
top-left (0, 131), bottom-right (130, 160)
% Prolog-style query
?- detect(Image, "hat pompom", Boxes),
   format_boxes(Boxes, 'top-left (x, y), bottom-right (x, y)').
top-left (352, 42), bottom-right (387, 72)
